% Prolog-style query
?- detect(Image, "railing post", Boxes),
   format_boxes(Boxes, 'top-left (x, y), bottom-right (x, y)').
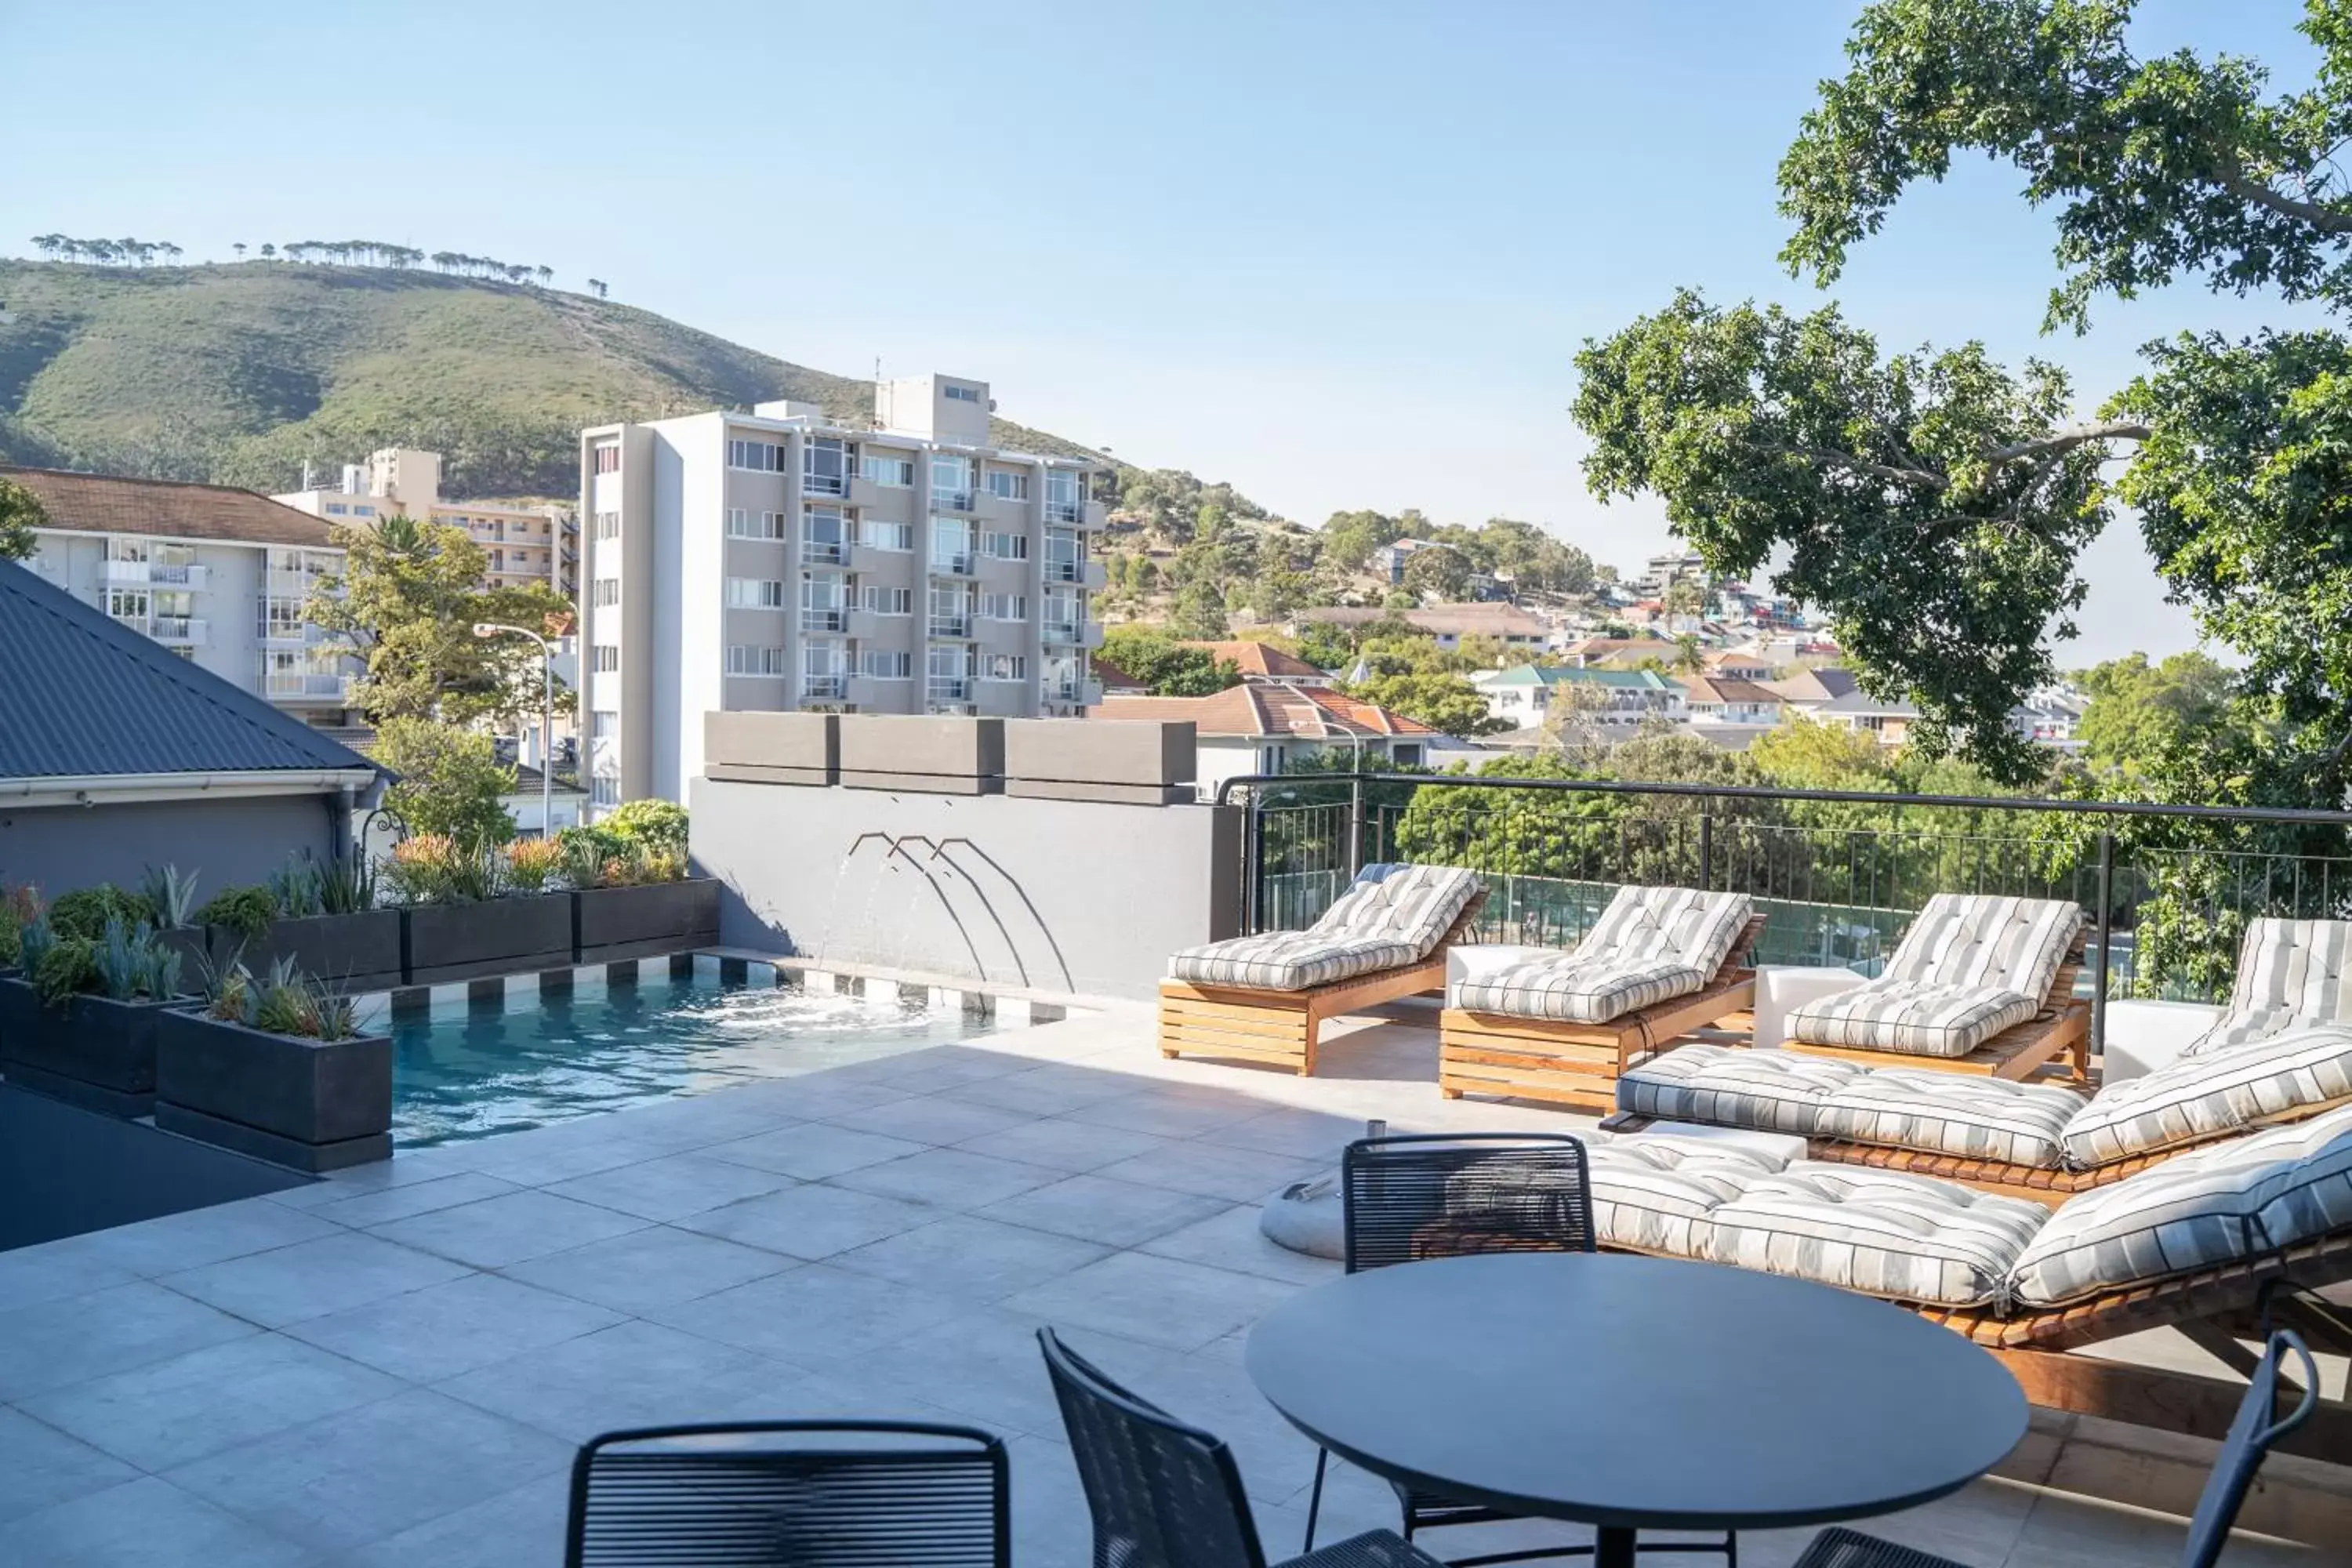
top-left (1698, 811), bottom-right (1714, 891)
top-left (1243, 786), bottom-right (1264, 936)
top-left (1347, 775), bottom-right (1365, 880)
top-left (2092, 828), bottom-right (2114, 1062)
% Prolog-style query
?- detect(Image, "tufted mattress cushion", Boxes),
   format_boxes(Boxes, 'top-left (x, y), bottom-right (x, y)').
top-left (1308, 863), bottom-right (1483, 955)
top-left (1698, 1165), bottom-right (2050, 1308)
top-left (1583, 1134), bottom-right (1790, 1256)
top-left (2011, 1104), bottom-right (2352, 1307)
top-left (1881, 894), bottom-right (2083, 999)
top-left (1167, 931), bottom-right (1418, 991)
top-left (1816, 1070), bottom-right (2086, 1170)
top-left (1787, 980), bottom-right (2040, 1058)
top-left (2188, 919), bottom-right (2352, 1054)
top-left (1615, 1044), bottom-right (1861, 1135)
top-left (2060, 1024), bottom-right (2352, 1168)
top-left (1448, 885), bottom-right (1752, 1024)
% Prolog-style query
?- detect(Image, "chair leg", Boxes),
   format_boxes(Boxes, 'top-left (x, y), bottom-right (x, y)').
top-left (1303, 1447), bottom-right (1329, 1552)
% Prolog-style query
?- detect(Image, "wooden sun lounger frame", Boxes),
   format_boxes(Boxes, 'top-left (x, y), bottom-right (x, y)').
top-left (1436, 913), bottom-right (1769, 1113)
top-left (1780, 924), bottom-right (2093, 1083)
top-left (1157, 891), bottom-right (1489, 1076)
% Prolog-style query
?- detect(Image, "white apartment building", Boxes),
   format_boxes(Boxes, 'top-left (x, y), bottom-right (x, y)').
top-left (579, 374), bottom-right (1109, 808)
top-left (277, 447), bottom-right (578, 597)
top-left (4, 466), bottom-right (357, 721)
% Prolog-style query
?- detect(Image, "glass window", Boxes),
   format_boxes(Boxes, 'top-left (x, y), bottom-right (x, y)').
top-left (980, 592), bottom-right (1027, 620)
top-left (860, 649), bottom-right (912, 679)
top-left (592, 777), bottom-right (620, 806)
top-left (727, 644), bottom-right (788, 676)
top-left (985, 469), bottom-right (1029, 500)
top-left (944, 384), bottom-right (982, 403)
top-left (353, 506), bottom-right (375, 517)
top-left (593, 512), bottom-right (621, 539)
top-left (728, 439), bottom-right (782, 471)
top-left (860, 452), bottom-right (915, 487)
top-left (982, 531), bottom-right (1029, 560)
top-left (930, 455), bottom-right (972, 508)
top-left (724, 509), bottom-right (786, 539)
top-left (325, 503), bottom-right (347, 516)
top-left (592, 645), bottom-right (621, 672)
top-left (107, 588), bottom-right (150, 622)
top-left (591, 445), bottom-right (621, 474)
top-left (804, 437), bottom-right (847, 495)
top-left (724, 577), bottom-right (786, 608)
top-left (592, 710), bottom-right (619, 739)
top-left (804, 506), bottom-right (845, 563)
top-left (860, 519), bottom-right (913, 551)
top-left (862, 586), bottom-right (913, 615)
top-left (980, 653), bottom-right (1028, 682)
top-left (592, 579), bottom-right (620, 606)
top-left (930, 516), bottom-right (971, 570)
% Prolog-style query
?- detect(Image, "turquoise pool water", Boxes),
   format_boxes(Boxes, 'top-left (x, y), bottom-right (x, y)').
top-left (390, 973), bottom-right (982, 1146)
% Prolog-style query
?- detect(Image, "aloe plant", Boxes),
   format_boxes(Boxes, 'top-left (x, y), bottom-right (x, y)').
top-left (137, 864), bottom-right (202, 929)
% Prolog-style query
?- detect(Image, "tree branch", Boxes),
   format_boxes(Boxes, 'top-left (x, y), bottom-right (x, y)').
top-left (2218, 166), bottom-right (2352, 235)
top-left (1980, 419), bottom-right (2152, 465)
top-left (1755, 445), bottom-right (1947, 488)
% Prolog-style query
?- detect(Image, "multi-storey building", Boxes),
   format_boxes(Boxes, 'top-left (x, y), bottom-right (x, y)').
top-left (578, 374), bottom-right (1109, 809)
top-left (276, 447), bottom-right (577, 597)
top-left (3, 466), bottom-right (357, 723)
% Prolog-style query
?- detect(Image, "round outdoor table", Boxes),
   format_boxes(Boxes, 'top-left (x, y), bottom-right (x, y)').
top-left (1245, 1253), bottom-right (2027, 1568)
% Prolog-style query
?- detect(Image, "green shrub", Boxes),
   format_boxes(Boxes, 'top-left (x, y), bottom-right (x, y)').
top-left (93, 916), bottom-right (182, 1002)
top-left (137, 865), bottom-right (202, 929)
top-left (601, 800), bottom-right (688, 855)
top-left (31, 937), bottom-right (98, 1007)
top-left (48, 884), bottom-right (157, 941)
top-left (203, 953), bottom-right (361, 1042)
top-left (194, 886), bottom-right (278, 943)
top-left (0, 884), bottom-right (40, 969)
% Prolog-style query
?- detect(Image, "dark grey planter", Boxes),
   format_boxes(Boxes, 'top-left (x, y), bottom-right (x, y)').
top-left (574, 878), bottom-right (720, 964)
top-left (0, 978), bottom-right (187, 1118)
top-left (209, 910), bottom-right (404, 992)
top-left (154, 1007), bottom-right (392, 1172)
top-left (155, 926), bottom-right (210, 985)
top-left (403, 891), bottom-right (573, 985)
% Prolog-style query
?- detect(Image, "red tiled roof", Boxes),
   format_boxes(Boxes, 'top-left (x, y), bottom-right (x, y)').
top-left (1179, 640), bottom-right (1328, 679)
top-left (1091, 681), bottom-right (1435, 739)
top-left (1679, 676), bottom-right (1784, 706)
top-left (2, 466), bottom-right (338, 548)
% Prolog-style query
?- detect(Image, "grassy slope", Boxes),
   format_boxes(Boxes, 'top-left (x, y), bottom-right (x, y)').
top-left (0, 260), bottom-right (1100, 497)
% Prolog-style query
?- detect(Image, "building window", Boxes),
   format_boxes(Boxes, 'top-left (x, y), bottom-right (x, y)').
top-left (860, 452), bottom-right (916, 488)
top-left (728, 439), bottom-right (784, 472)
top-left (979, 653), bottom-right (1028, 682)
top-left (727, 508), bottom-right (786, 539)
top-left (804, 506), bottom-right (845, 564)
top-left (591, 710), bottom-right (619, 739)
top-left (804, 437), bottom-right (847, 496)
top-left (726, 644), bottom-right (788, 676)
top-left (592, 776), bottom-right (620, 806)
top-left (804, 641), bottom-right (848, 697)
top-left (353, 506), bottom-right (376, 517)
top-left (591, 645), bottom-right (621, 673)
top-left (325, 502), bottom-right (347, 516)
top-left (859, 648), bottom-right (911, 679)
top-left (591, 579), bottom-right (620, 607)
top-left (862, 585), bottom-right (913, 615)
top-left (979, 591), bottom-right (1027, 620)
top-left (944, 384), bottom-right (982, 403)
top-left (257, 596), bottom-right (307, 641)
top-left (981, 531), bottom-right (1029, 560)
top-left (1392, 743), bottom-right (1424, 767)
top-left (1044, 530), bottom-right (1083, 579)
top-left (859, 518), bottom-right (913, 552)
top-left (800, 572), bottom-right (847, 630)
top-left (928, 583), bottom-right (971, 636)
top-left (593, 512), bottom-right (621, 540)
top-left (930, 515), bottom-right (972, 571)
top-left (107, 588), bottom-right (150, 623)
top-left (591, 445), bottom-right (621, 474)
top-left (930, 455), bottom-right (973, 510)
top-left (985, 470), bottom-right (1029, 501)
top-left (724, 577), bottom-right (786, 608)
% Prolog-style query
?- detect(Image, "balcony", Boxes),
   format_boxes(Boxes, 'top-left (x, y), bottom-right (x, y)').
top-left (930, 488), bottom-right (978, 513)
top-left (802, 539), bottom-right (846, 567)
top-left (261, 671), bottom-right (352, 701)
top-left (1044, 501), bottom-right (1081, 526)
top-left (104, 560), bottom-right (209, 590)
top-left (924, 678), bottom-right (970, 704)
top-left (802, 673), bottom-right (848, 700)
top-left (844, 608), bottom-right (904, 641)
top-left (927, 616), bottom-right (972, 640)
top-left (804, 472), bottom-right (848, 499)
top-left (1080, 499), bottom-right (1109, 530)
top-left (1044, 560), bottom-right (1108, 590)
top-left (151, 616), bottom-right (207, 646)
top-left (1044, 677), bottom-right (1104, 706)
top-left (929, 551), bottom-right (978, 578)
top-left (803, 607), bottom-right (848, 633)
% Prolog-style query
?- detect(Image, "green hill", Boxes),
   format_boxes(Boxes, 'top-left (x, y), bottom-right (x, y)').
top-left (0, 260), bottom-right (1102, 498)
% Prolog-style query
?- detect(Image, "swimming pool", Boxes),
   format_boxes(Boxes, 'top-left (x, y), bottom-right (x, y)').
top-left (389, 971), bottom-right (986, 1145)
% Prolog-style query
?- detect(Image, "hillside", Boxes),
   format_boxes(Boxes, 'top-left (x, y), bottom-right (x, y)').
top-left (0, 260), bottom-right (1102, 497)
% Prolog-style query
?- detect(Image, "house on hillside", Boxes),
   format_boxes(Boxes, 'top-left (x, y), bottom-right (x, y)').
top-left (1702, 648), bottom-right (1775, 682)
top-left (1766, 666), bottom-right (1861, 716)
top-left (1677, 675), bottom-right (1785, 728)
top-left (1555, 635), bottom-right (1679, 668)
top-left (1090, 682), bottom-right (1439, 796)
top-left (1816, 689), bottom-right (1921, 746)
top-left (0, 561), bottom-right (383, 893)
top-left (1472, 666), bottom-right (1684, 728)
top-left (1178, 641), bottom-right (1334, 685)
top-left (1293, 602), bottom-right (1548, 651)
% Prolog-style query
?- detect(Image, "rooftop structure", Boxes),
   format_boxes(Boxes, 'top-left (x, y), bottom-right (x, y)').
top-left (1676, 674), bottom-right (1786, 726)
top-left (5, 464), bottom-right (356, 721)
top-left (274, 446), bottom-right (577, 598)
top-left (1294, 601), bottom-right (1548, 649)
top-left (1094, 682), bottom-right (1436, 792)
top-left (1555, 635), bottom-right (1681, 667)
top-left (1472, 664), bottom-right (1683, 726)
top-left (1178, 639), bottom-right (1333, 684)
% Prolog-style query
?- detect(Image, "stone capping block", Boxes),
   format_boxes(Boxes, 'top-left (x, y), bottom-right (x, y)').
top-left (1003, 718), bottom-right (1195, 789)
top-left (1003, 780), bottom-right (1198, 806)
top-left (705, 710), bottom-right (839, 784)
top-left (835, 715), bottom-right (1005, 793)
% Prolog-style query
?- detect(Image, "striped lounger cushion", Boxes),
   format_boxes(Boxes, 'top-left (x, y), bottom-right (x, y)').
top-left (2009, 1103), bottom-right (2352, 1307)
top-left (1448, 886), bottom-right (1754, 1024)
top-left (1815, 1070), bottom-right (2087, 1169)
top-left (1166, 862), bottom-right (1479, 992)
top-left (1306, 862), bottom-right (1483, 953)
top-left (2059, 1024), bottom-right (2352, 1168)
top-left (2187, 918), bottom-right (2352, 1053)
top-left (1788, 894), bottom-right (2082, 1058)
top-left (1613, 1044), bottom-right (1862, 1136)
top-left (1583, 1135), bottom-right (1791, 1256)
top-left (1698, 1165), bottom-right (2049, 1308)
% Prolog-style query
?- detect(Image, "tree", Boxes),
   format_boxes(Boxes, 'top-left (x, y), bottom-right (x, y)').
top-left (1661, 577), bottom-right (1706, 627)
top-left (307, 514), bottom-right (572, 726)
top-left (1167, 577), bottom-right (1229, 640)
top-left (1340, 671), bottom-right (1506, 738)
top-left (1096, 626), bottom-right (1241, 696)
top-left (1401, 545), bottom-right (1472, 601)
top-left (231, 243), bottom-right (246, 260)
top-left (1295, 619), bottom-right (1356, 672)
top-left (1671, 632), bottom-right (1705, 674)
top-left (0, 477), bottom-right (43, 561)
top-left (586, 278), bottom-right (608, 299)
top-left (259, 243), bottom-right (275, 259)
top-left (376, 717), bottom-right (517, 848)
top-left (2075, 652), bottom-right (2234, 779)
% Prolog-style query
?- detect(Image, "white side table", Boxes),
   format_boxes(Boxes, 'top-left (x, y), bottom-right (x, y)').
top-left (2100, 999), bottom-right (2223, 1082)
top-left (1753, 964), bottom-right (1865, 1049)
top-left (1444, 944), bottom-right (1555, 993)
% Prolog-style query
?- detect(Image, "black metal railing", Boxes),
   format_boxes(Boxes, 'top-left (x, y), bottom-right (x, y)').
top-left (1215, 771), bottom-right (2352, 1054)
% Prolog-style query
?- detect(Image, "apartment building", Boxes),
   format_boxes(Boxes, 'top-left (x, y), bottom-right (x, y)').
top-left (276, 447), bottom-right (578, 597)
top-left (579, 374), bottom-right (1109, 808)
top-left (3, 466), bottom-right (358, 723)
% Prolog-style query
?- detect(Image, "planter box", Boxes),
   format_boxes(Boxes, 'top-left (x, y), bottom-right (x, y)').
top-left (154, 1008), bottom-right (391, 1172)
top-left (154, 926), bottom-right (211, 986)
top-left (210, 910), bottom-right (405, 992)
top-left (0, 978), bottom-right (185, 1117)
top-left (837, 714), bottom-right (1004, 794)
top-left (575, 878), bottom-right (720, 964)
top-left (403, 891), bottom-right (573, 985)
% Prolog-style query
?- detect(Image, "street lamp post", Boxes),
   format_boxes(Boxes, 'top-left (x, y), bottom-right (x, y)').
top-left (474, 622), bottom-right (554, 837)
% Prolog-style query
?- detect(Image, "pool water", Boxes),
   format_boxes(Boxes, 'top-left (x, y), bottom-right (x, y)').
top-left (390, 973), bottom-right (985, 1145)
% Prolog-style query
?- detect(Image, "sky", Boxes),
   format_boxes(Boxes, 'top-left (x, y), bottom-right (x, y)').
top-left (2, 0), bottom-right (2326, 665)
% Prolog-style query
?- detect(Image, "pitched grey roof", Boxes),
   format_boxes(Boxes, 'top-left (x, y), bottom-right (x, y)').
top-left (0, 561), bottom-right (377, 782)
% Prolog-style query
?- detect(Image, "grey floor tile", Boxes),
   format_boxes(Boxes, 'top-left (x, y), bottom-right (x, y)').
top-left (464, 1131), bottom-right (676, 1187)
top-left (500, 1225), bottom-right (795, 1315)
top-left (825, 1094), bottom-right (1032, 1146)
top-left (368, 1189), bottom-right (648, 1269)
top-left (304, 1171), bottom-right (523, 1229)
top-left (158, 1232), bottom-right (474, 1329)
top-left (1062, 1088), bottom-right (1269, 1138)
top-left (844, 1306), bottom-right (1183, 1439)
top-left (0, 1475), bottom-right (316, 1567)
top-left (718, 1076), bottom-right (922, 1123)
top-left (437, 1319), bottom-right (809, 1442)
top-left (163, 1388), bottom-right (569, 1556)
top-left (1093, 1140), bottom-right (1324, 1203)
top-left (0, 1406), bottom-right (140, 1525)
top-left (675, 1183), bottom-right (942, 1261)
top-left (956, 1117), bottom-right (1175, 1174)
top-left (650, 1263), bottom-right (971, 1368)
top-left (0, 1238), bottom-right (140, 1316)
top-left (1137, 1205), bottom-right (1343, 1286)
top-left (540, 1152), bottom-right (796, 1222)
top-left (0, 1280), bottom-right (258, 1402)
top-left (1005, 1432), bottom-right (1097, 1568)
top-left (1193, 1107), bottom-right (1365, 1160)
top-left (339, 1470), bottom-right (571, 1568)
top-left (72, 1199), bottom-right (345, 1278)
top-left (17, 1332), bottom-right (405, 1473)
top-left (956, 1068), bottom-right (1136, 1118)
top-left (828, 1214), bottom-right (1110, 1303)
top-left (1004, 1251), bottom-right (1296, 1352)
top-left (701, 1122), bottom-right (929, 1180)
top-left (828, 1146), bottom-right (1064, 1209)
top-left (285, 1272), bottom-right (622, 1383)
top-left (978, 1174), bottom-right (1230, 1247)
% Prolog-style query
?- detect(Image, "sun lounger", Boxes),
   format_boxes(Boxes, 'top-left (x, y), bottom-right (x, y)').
top-left (1779, 894), bottom-right (2091, 1080)
top-left (1159, 863), bottom-right (1486, 1076)
top-left (1435, 887), bottom-right (1764, 1112)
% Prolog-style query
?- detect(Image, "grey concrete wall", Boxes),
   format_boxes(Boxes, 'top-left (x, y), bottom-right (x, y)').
top-left (691, 775), bottom-right (1240, 1000)
top-left (0, 793), bottom-right (339, 900)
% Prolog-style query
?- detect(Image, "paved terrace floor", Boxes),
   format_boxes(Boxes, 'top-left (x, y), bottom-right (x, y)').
top-left (0, 997), bottom-right (2334, 1566)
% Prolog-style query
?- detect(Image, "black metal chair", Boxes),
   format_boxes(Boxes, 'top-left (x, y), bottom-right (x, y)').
top-left (1791, 1329), bottom-right (2321, 1568)
top-left (1038, 1326), bottom-right (1446, 1568)
top-left (564, 1420), bottom-right (1009, 1567)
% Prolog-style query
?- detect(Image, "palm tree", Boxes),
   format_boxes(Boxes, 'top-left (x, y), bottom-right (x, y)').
top-left (1672, 632), bottom-right (1705, 674)
top-left (232, 242), bottom-right (247, 260)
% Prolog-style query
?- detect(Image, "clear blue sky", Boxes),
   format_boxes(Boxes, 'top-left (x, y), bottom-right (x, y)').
top-left (5, 1), bottom-right (2320, 663)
